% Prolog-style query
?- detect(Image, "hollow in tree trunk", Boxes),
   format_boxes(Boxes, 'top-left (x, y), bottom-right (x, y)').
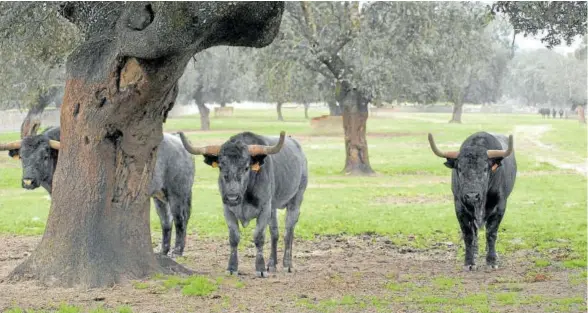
top-left (449, 100), bottom-right (463, 123)
top-left (7, 2), bottom-right (284, 288)
top-left (277, 102), bottom-right (284, 121)
top-left (340, 88), bottom-right (374, 175)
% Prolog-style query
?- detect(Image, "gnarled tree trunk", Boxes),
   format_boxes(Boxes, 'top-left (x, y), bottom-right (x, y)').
top-left (277, 102), bottom-right (284, 121)
top-left (339, 87), bottom-right (374, 175)
top-left (7, 2), bottom-right (284, 288)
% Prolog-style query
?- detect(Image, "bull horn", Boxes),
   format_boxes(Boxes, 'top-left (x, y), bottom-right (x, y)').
top-left (178, 132), bottom-right (221, 155)
top-left (0, 141), bottom-right (22, 151)
top-left (428, 133), bottom-right (459, 159)
top-left (49, 140), bottom-right (61, 150)
top-left (487, 135), bottom-right (514, 159)
top-left (248, 131), bottom-right (286, 156)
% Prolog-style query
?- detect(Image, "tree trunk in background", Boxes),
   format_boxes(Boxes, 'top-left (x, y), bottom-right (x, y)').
top-left (449, 99), bottom-right (463, 123)
top-left (340, 87), bottom-right (374, 175)
top-left (277, 102), bottom-right (284, 121)
top-left (304, 102), bottom-right (310, 119)
top-left (193, 85), bottom-right (210, 131)
top-left (197, 103), bottom-right (210, 130)
top-left (7, 1), bottom-right (284, 288)
top-left (328, 100), bottom-right (342, 116)
top-left (578, 106), bottom-right (586, 124)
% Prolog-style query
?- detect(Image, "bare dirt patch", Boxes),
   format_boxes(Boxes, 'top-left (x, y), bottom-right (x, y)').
top-left (0, 235), bottom-right (585, 312)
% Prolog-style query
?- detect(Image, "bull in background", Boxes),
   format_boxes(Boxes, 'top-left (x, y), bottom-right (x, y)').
top-left (0, 126), bottom-right (195, 257)
top-left (179, 131), bottom-right (308, 278)
top-left (551, 108), bottom-right (557, 118)
top-left (559, 109), bottom-right (564, 119)
top-left (428, 132), bottom-right (516, 270)
top-left (538, 108), bottom-right (550, 118)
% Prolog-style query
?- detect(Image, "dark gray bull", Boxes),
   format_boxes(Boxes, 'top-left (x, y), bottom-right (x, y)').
top-left (1, 127), bottom-right (195, 257)
top-left (179, 131), bottom-right (307, 278)
top-left (428, 132), bottom-right (516, 270)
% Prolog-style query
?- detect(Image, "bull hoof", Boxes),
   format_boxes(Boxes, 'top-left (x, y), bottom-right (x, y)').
top-left (283, 267), bottom-right (293, 273)
top-left (226, 270), bottom-right (239, 276)
top-left (463, 264), bottom-right (477, 271)
top-left (267, 266), bottom-right (277, 273)
top-left (171, 250), bottom-right (183, 258)
top-left (256, 271), bottom-right (269, 278)
top-left (487, 264), bottom-right (499, 270)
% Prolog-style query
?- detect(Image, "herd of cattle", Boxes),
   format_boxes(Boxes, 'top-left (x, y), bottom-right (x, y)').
top-left (539, 107), bottom-right (566, 119)
top-left (0, 119), bottom-right (517, 274)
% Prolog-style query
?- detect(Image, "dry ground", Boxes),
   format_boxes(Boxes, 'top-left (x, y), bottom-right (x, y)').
top-left (0, 234), bottom-right (585, 313)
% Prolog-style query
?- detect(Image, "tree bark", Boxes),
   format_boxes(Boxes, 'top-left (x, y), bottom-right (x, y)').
top-left (304, 102), bottom-right (310, 119)
top-left (340, 87), bottom-right (374, 175)
top-left (449, 100), bottom-right (463, 123)
top-left (20, 86), bottom-right (61, 138)
top-left (8, 2), bottom-right (284, 288)
top-left (277, 102), bottom-right (284, 121)
top-left (328, 100), bottom-right (342, 116)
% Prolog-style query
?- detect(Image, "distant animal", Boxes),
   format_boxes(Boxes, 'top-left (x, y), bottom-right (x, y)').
top-left (179, 131), bottom-right (308, 277)
top-left (538, 108), bottom-right (550, 118)
top-left (559, 109), bottom-right (564, 119)
top-left (428, 132), bottom-right (516, 270)
top-left (0, 127), bottom-right (195, 257)
top-left (552, 108), bottom-right (557, 118)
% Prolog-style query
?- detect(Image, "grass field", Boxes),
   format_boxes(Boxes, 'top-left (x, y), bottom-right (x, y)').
top-left (0, 108), bottom-right (586, 313)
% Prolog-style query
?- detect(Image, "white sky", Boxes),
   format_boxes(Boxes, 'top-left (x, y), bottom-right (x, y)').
top-left (516, 34), bottom-right (582, 55)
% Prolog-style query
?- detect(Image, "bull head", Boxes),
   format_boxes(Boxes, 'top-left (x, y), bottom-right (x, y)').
top-left (428, 133), bottom-right (513, 163)
top-left (0, 139), bottom-right (60, 160)
top-left (179, 131), bottom-right (286, 158)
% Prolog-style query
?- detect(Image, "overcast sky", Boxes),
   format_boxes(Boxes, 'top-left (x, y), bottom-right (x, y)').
top-left (516, 34), bottom-right (582, 55)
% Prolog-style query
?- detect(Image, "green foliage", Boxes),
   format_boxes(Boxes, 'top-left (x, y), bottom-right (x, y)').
top-left (492, 1), bottom-right (587, 49)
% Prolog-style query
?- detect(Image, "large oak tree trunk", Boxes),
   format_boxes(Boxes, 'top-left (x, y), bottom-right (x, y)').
top-left (327, 100), bottom-right (342, 116)
top-left (7, 2), bottom-right (284, 288)
top-left (277, 102), bottom-right (284, 121)
top-left (340, 88), bottom-right (374, 175)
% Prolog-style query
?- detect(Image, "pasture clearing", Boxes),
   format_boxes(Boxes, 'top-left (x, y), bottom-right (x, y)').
top-left (0, 109), bottom-right (586, 312)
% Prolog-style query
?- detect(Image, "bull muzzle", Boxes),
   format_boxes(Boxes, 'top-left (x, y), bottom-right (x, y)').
top-left (22, 178), bottom-right (39, 190)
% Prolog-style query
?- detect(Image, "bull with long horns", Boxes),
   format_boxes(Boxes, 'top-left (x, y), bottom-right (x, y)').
top-left (179, 131), bottom-right (308, 278)
top-left (428, 131), bottom-right (517, 270)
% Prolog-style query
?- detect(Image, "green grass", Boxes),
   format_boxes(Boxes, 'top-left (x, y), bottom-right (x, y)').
top-left (0, 109), bottom-right (586, 312)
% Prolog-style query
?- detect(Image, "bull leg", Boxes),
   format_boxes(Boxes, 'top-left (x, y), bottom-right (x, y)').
top-left (456, 206), bottom-right (477, 271)
top-left (485, 202), bottom-right (506, 269)
top-left (224, 209), bottom-right (240, 275)
top-left (154, 198), bottom-right (172, 256)
top-left (254, 207), bottom-right (271, 278)
top-left (170, 196), bottom-right (190, 257)
top-left (284, 192), bottom-right (303, 273)
top-left (267, 208), bottom-right (279, 273)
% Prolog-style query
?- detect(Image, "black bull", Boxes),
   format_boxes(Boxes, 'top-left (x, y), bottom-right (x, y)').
top-left (0, 126), bottom-right (195, 257)
top-left (179, 131), bottom-right (308, 278)
top-left (428, 131), bottom-right (517, 270)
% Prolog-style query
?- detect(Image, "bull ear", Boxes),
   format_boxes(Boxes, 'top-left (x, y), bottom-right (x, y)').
top-left (250, 154), bottom-right (267, 170)
top-left (203, 154), bottom-right (219, 168)
top-left (8, 149), bottom-right (20, 160)
top-left (489, 158), bottom-right (503, 172)
top-left (443, 158), bottom-right (456, 169)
